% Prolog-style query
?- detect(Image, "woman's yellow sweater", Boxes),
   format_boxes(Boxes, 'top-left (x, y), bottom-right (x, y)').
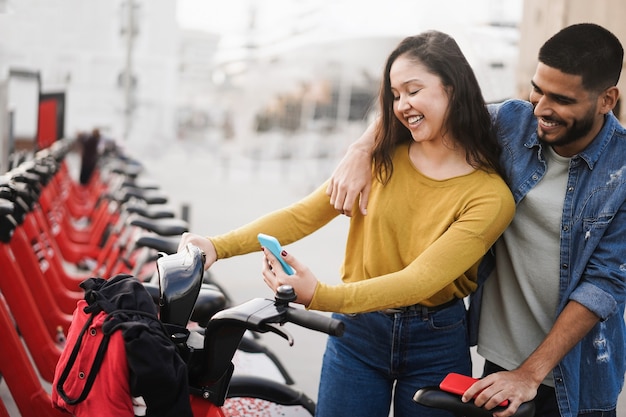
top-left (210, 143), bottom-right (515, 313)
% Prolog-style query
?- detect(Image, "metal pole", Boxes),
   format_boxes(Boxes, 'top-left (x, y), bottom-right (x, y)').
top-left (0, 78), bottom-right (8, 174)
top-left (123, 0), bottom-right (135, 141)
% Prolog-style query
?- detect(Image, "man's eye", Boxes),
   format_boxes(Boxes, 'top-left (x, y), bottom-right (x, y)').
top-left (554, 97), bottom-right (573, 105)
top-left (530, 84), bottom-right (542, 94)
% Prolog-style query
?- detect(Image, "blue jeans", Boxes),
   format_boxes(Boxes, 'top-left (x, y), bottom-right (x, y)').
top-left (315, 299), bottom-right (471, 417)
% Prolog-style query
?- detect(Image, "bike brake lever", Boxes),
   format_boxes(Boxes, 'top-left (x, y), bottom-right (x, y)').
top-left (264, 323), bottom-right (294, 346)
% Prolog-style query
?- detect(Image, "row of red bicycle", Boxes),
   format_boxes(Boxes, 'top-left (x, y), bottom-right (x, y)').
top-left (0, 138), bottom-right (341, 416)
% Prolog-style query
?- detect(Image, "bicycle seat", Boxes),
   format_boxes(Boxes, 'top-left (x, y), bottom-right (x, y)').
top-left (128, 215), bottom-right (189, 236)
top-left (158, 244), bottom-right (206, 327)
top-left (110, 160), bottom-right (143, 178)
top-left (121, 179), bottom-right (160, 190)
top-left (135, 234), bottom-right (180, 254)
top-left (189, 286), bottom-right (227, 327)
top-left (23, 159), bottom-right (56, 185)
top-left (10, 170), bottom-right (42, 190)
top-left (1, 180), bottom-right (37, 207)
top-left (413, 387), bottom-right (535, 417)
top-left (0, 200), bottom-right (17, 243)
top-left (0, 184), bottom-right (31, 224)
top-left (125, 203), bottom-right (175, 219)
top-left (120, 186), bottom-right (168, 205)
top-left (0, 199), bottom-right (13, 216)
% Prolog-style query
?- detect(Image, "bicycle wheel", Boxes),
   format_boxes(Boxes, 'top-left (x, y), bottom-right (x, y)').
top-left (223, 375), bottom-right (315, 416)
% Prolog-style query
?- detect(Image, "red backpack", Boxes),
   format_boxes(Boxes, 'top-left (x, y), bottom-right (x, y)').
top-left (52, 299), bottom-right (136, 416)
top-left (52, 274), bottom-right (192, 417)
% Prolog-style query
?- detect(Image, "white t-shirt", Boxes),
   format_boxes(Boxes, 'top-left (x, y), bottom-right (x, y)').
top-left (478, 146), bottom-right (571, 387)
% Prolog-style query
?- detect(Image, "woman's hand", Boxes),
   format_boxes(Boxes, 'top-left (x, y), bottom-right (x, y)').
top-left (261, 248), bottom-right (318, 306)
top-left (177, 232), bottom-right (217, 270)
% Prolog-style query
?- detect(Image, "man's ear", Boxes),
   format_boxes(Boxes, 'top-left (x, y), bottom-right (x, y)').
top-left (599, 86), bottom-right (619, 114)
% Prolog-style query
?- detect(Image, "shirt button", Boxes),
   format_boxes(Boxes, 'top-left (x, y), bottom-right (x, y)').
top-left (90, 328), bottom-right (97, 336)
top-left (563, 225), bottom-right (569, 231)
top-left (78, 371), bottom-right (85, 379)
top-left (562, 264), bottom-right (569, 269)
top-left (532, 174), bottom-right (539, 180)
top-left (568, 186), bottom-right (574, 192)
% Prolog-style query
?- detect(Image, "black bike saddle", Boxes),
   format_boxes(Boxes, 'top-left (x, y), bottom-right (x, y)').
top-left (189, 286), bottom-right (227, 327)
top-left (0, 199), bottom-right (13, 216)
top-left (120, 186), bottom-right (168, 205)
top-left (135, 234), bottom-right (180, 253)
top-left (125, 203), bottom-right (175, 219)
top-left (129, 215), bottom-right (189, 236)
top-left (413, 387), bottom-right (535, 417)
top-left (157, 243), bottom-right (205, 327)
top-left (0, 198), bottom-right (17, 243)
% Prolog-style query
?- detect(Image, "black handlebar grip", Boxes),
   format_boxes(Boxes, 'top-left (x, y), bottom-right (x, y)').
top-left (285, 308), bottom-right (345, 337)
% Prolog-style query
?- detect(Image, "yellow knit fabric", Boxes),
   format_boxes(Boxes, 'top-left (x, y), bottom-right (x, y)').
top-left (210, 143), bottom-right (515, 313)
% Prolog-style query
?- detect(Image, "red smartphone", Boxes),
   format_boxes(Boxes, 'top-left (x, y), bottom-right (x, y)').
top-left (439, 373), bottom-right (509, 407)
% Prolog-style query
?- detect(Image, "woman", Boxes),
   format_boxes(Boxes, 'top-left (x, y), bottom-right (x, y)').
top-left (179, 30), bottom-right (515, 417)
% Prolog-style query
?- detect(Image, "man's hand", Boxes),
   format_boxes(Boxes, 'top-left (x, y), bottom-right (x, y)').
top-left (326, 144), bottom-right (372, 217)
top-left (464, 301), bottom-right (599, 417)
top-left (463, 370), bottom-right (539, 417)
top-left (326, 121), bottom-right (377, 217)
top-left (177, 232), bottom-right (217, 270)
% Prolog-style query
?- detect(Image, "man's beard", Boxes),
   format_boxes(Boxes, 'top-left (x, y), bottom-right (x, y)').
top-left (537, 109), bottom-right (595, 149)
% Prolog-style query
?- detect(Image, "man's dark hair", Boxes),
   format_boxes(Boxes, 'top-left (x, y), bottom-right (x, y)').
top-left (539, 23), bottom-right (623, 92)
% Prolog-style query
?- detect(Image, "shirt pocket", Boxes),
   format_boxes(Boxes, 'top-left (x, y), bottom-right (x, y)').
top-left (582, 214), bottom-right (613, 242)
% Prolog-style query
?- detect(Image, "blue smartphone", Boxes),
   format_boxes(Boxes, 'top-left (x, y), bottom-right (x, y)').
top-left (257, 233), bottom-right (294, 275)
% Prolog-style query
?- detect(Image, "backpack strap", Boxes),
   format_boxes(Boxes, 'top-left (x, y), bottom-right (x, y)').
top-left (54, 312), bottom-right (112, 405)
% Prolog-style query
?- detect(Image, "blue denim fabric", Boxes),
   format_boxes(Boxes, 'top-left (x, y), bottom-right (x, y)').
top-left (484, 360), bottom-right (617, 417)
top-left (469, 99), bottom-right (626, 417)
top-left (315, 299), bottom-right (470, 417)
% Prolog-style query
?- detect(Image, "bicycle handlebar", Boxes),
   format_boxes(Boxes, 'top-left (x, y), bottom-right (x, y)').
top-left (190, 286), bottom-right (344, 389)
top-left (207, 293), bottom-right (344, 339)
top-left (284, 307), bottom-right (344, 337)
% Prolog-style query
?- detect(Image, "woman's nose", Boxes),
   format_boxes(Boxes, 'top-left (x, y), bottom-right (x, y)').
top-left (397, 95), bottom-right (410, 111)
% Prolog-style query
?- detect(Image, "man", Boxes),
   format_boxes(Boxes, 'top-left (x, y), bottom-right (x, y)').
top-left (326, 23), bottom-right (626, 417)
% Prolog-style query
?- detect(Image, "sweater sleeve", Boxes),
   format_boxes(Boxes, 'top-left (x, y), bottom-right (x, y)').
top-left (209, 182), bottom-right (340, 259)
top-left (309, 177), bottom-right (515, 313)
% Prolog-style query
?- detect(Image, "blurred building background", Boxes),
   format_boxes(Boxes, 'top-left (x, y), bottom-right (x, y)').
top-left (1, 0), bottom-right (625, 171)
top-left (0, 0), bottom-right (523, 170)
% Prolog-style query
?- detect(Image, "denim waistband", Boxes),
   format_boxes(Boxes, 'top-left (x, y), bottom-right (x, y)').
top-left (381, 298), bottom-right (460, 316)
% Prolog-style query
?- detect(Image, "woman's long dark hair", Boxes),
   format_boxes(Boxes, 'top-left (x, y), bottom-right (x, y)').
top-left (372, 30), bottom-right (505, 184)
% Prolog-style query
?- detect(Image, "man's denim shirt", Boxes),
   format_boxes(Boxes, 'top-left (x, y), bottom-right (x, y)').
top-left (470, 99), bottom-right (626, 417)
